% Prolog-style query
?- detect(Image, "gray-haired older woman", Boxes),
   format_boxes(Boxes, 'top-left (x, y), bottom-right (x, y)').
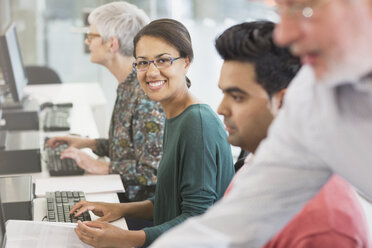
top-left (47, 1), bottom-right (165, 203)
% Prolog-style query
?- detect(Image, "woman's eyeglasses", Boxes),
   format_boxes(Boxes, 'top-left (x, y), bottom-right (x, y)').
top-left (133, 56), bottom-right (182, 72)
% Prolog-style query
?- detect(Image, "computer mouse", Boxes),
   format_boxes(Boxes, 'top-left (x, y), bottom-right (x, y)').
top-left (40, 101), bottom-right (54, 110)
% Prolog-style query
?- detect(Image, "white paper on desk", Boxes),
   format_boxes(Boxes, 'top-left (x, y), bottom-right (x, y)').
top-left (35, 174), bottom-right (125, 198)
top-left (5, 220), bottom-right (91, 248)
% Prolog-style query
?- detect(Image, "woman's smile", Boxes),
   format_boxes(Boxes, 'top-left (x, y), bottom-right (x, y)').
top-left (147, 80), bottom-right (167, 90)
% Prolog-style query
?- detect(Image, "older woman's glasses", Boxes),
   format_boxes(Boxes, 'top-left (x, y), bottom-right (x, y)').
top-left (133, 56), bottom-right (181, 72)
top-left (275, 0), bottom-right (331, 19)
top-left (86, 32), bottom-right (101, 42)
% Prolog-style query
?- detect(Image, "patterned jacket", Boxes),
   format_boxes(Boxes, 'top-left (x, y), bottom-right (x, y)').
top-left (95, 71), bottom-right (165, 200)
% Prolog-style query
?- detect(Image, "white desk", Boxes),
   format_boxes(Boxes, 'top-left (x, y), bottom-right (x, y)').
top-left (24, 82), bottom-right (107, 137)
top-left (39, 101), bottom-right (100, 139)
top-left (8, 103), bottom-right (100, 181)
top-left (5, 84), bottom-right (127, 230)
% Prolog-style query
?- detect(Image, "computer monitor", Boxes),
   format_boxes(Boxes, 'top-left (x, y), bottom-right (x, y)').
top-left (0, 195), bottom-right (6, 248)
top-left (0, 23), bottom-right (28, 103)
top-left (0, 0), bottom-right (11, 34)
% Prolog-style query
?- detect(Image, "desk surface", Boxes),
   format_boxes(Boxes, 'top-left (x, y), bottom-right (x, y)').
top-left (41, 102), bottom-right (100, 139)
top-left (4, 84), bottom-right (127, 230)
top-left (23, 82), bottom-right (107, 107)
top-left (24, 82), bottom-right (108, 137)
top-left (4, 103), bottom-right (99, 181)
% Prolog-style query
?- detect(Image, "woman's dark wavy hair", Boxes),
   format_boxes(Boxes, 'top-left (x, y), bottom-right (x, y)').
top-left (133, 18), bottom-right (193, 88)
top-left (215, 21), bottom-right (301, 97)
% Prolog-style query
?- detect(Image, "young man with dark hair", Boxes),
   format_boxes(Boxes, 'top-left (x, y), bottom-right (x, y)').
top-left (151, 21), bottom-right (370, 248)
top-left (217, 21), bottom-right (369, 247)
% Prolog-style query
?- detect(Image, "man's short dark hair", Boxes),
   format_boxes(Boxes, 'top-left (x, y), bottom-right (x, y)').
top-left (215, 21), bottom-right (301, 97)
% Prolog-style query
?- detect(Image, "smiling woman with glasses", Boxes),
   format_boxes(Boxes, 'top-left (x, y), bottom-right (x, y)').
top-left (72, 18), bottom-right (235, 248)
top-left (47, 1), bottom-right (165, 222)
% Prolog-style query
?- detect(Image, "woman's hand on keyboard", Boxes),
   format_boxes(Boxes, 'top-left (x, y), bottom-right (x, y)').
top-left (46, 135), bottom-right (96, 150)
top-left (60, 147), bottom-right (109, 174)
top-left (70, 201), bottom-right (124, 222)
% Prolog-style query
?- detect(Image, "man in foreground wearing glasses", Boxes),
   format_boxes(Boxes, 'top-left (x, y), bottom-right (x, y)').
top-left (151, 0), bottom-right (372, 247)
top-left (47, 2), bottom-right (165, 204)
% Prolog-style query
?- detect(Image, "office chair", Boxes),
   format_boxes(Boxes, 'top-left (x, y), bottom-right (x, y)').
top-left (25, 65), bottom-right (62, 85)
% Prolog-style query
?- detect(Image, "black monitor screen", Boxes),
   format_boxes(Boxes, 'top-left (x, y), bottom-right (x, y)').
top-left (0, 23), bottom-right (28, 102)
top-left (0, 195), bottom-right (5, 248)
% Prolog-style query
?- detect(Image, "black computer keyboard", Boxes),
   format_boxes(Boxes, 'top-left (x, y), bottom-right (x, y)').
top-left (43, 107), bottom-right (71, 131)
top-left (46, 191), bottom-right (91, 222)
top-left (45, 143), bottom-right (85, 176)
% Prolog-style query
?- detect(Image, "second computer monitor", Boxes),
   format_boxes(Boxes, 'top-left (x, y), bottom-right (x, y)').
top-left (0, 23), bottom-right (28, 102)
top-left (0, 195), bottom-right (5, 248)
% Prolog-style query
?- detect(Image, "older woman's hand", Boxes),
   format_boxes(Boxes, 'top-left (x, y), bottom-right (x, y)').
top-left (46, 135), bottom-right (96, 150)
top-left (59, 147), bottom-right (109, 174)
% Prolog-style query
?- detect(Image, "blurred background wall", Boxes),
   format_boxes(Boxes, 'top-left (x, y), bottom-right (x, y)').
top-left (8, 0), bottom-right (277, 140)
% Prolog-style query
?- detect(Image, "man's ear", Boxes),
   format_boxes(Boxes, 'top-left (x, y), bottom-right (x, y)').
top-left (275, 88), bottom-right (287, 110)
top-left (109, 37), bottom-right (120, 53)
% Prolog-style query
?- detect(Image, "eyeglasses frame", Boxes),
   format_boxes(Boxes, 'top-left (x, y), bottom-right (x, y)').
top-left (133, 56), bottom-right (182, 72)
top-left (86, 32), bottom-right (101, 42)
top-left (275, 0), bottom-right (331, 19)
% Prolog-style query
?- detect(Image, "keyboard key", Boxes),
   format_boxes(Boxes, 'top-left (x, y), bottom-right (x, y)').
top-left (47, 203), bottom-right (54, 211)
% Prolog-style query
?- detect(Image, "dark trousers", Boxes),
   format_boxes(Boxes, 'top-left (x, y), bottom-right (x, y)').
top-left (117, 185), bottom-right (155, 230)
